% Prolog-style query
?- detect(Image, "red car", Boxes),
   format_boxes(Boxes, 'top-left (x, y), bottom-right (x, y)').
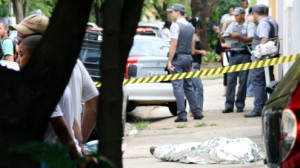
top-left (262, 57), bottom-right (300, 167)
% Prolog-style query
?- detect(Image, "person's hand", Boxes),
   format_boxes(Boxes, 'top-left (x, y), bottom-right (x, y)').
top-left (201, 50), bottom-right (207, 56)
top-left (80, 143), bottom-right (86, 156)
top-left (79, 156), bottom-right (98, 168)
top-left (230, 33), bottom-right (240, 39)
top-left (212, 26), bottom-right (220, 33)
top-left (167, 62), bottom-right (175, 72)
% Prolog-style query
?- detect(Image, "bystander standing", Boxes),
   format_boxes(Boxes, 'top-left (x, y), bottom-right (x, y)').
top-left (214, 6), bottom-right (235, 96)
top-left (161, 19), bottom-right (172, 43)
top-left (18, 35), bottom-right (94, 167)
top-left (0, 20), bottom-right (14, 61)
top-left (190, 17), bottom-right (207, 116)
top-left (9, 14), bottom-right (99, 141)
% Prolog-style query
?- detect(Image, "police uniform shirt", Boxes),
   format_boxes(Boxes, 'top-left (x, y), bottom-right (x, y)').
top-left (225, 21), bottom-right (256, 39)
top-left (255, 17), bottom-right (272, 39)
top-left (170, 17), bottom-right (195, 40)
top-left (224, 21), bottom-right (255, 51)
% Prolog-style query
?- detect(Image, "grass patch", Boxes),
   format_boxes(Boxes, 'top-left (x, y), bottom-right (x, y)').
top-left (194, 123), bottom-right (218, 127)
top-left (132, 120), bottom-right (150, 130)
top-left (176, 124), bottom-right (187, 128)
top-left (194, 123), bottom-right (208, 127)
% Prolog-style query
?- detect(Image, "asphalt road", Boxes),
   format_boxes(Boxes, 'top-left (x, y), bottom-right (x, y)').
top-left (123, 78), bottom-right (266, 168)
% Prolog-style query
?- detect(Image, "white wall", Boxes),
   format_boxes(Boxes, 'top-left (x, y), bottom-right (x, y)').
top-left (277, 0), bottom-right (300, 75)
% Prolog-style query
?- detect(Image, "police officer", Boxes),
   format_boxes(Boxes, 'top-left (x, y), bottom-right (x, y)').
top-left (265, 5), bottom-right (279, 81)
top-left (167, 4), bottom-right (203, 122)
top-left (221, 7), bottom-right (255, 113)
top-left (244, 4), bottom-right (274, 118)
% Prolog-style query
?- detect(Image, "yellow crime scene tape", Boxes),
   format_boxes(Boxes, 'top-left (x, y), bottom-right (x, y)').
top-left (94, 53), bottom-right (300, 87)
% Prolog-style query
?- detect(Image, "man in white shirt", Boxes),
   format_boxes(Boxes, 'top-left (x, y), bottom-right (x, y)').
top-left (219, 6), bottom-right (235, 33)
top-left (68, 59), bottom-right (99, 141)
top-left (9, 14), bottom-right (100, 141)
top-left (18, 35), bottom-right (84, 163)
top-left (242, 1), bottom-right (250, 17)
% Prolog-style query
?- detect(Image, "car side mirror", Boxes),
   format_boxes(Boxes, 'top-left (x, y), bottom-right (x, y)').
top-left (266, 80), bottom-right (280, 94)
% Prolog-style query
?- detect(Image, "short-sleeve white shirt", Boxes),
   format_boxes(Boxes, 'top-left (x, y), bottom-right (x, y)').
top-left (220, 14), bottom-right (236, 33)
top-left (44, 87), bottom-right (82, 153)
top-left (256, 17), bottom-right (271, 39)
top-left (68, 59), bottom-right (99, 125)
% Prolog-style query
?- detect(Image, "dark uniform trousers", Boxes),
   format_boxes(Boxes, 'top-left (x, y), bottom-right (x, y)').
top-left (251, 67), bottom-right (268, 113)
top-left (171, 54), bottom-right (201, 118)
top-left (225, 53), bottom-right (251, 110)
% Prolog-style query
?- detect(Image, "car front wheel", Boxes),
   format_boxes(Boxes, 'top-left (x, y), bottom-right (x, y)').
top-left (167, 102), bottom-right (178, 116)
top-left (126, 101), bottom-right (136, 112)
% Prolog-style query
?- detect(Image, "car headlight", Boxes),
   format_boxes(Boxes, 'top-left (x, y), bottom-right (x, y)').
top-left (280, 109), bottom-right (297, 162)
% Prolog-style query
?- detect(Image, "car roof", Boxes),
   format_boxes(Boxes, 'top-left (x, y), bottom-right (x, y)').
top-left (134, 35), bottom-right (163, 40)
top-left (138, 22), bottom-right (164, 29)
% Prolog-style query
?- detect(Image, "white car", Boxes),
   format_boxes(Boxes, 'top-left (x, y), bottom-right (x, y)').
top-left (137, 22), bottom-right (164, 37)
top-left (79, 33), bottom-right (180, 116)
top-left (125, 35), bottom-right (179, 116)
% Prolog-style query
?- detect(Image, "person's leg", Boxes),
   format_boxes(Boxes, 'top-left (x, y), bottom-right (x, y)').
top-left (171, 57), bottom-right (187, 120)
top-left (223, 73), bottom-right (227, 96)
top-left (245, 67), bottom-right (267, 117)
top-left (182, 55), bottom-right (202, 118)
top-left (247, 70), bottom-right (254, 96)
top-left (235, 55), bottom-right (251, 110)
top-left (184, 78), bottom-right (202, 116)
top-left (191, 63), bottom-right (203, 113)
top-left (225, 72), bottom-right (238, 111)
top-left (198, 77), bottom-right (204, 112)
top-left (224, 55), bottom-right (238, 112)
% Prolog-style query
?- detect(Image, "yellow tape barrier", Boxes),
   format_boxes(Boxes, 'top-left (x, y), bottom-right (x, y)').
top-left (94, 54), bottom-right (300, 87)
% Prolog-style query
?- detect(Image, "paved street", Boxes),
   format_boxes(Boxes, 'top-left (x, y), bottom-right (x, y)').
top-left (123, 78), bottom-right (266, 168)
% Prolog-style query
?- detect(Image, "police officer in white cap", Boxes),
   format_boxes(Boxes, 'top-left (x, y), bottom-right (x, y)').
top-left (167, 3), bottom-right (203, 122)
top-left (221, 7), bottom-right (255, 114)
top-left (244, 4), bottom-right (275, 118)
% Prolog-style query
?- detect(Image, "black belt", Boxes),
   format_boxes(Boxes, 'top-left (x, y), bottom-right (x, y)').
top-left (230, 50), bottom-right (250, 56)
top-left (174, 52), bottom-right (191, 59)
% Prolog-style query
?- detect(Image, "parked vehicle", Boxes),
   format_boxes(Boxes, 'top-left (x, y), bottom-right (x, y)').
top-left (79, 30), bottom-right (127, 131)
top-left (79, 32), bottom-right (180, 116)
top-left (137, 22), bottom-right (164, 37)
top-left (262, 58), bottom-right (300, 168)
top-left (126, 35), bottom-right (179, 116)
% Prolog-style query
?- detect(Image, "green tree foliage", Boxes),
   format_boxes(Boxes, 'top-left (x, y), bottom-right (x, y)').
top-left (0, 0), bottom-right (11, 16)
top-left (8, 0), bottom-right (100, 25)
top-left (28, 0), bottom-right (57, 17)
top-left (0, 0), bottom-right (57, 17)
top-left (143, 0), bottom-right (191, 21)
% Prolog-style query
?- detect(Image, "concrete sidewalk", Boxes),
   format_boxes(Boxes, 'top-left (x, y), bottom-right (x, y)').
top-left (123, 78), bottom-right (264, 168)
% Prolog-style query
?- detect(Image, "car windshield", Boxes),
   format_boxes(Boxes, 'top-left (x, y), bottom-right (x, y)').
top-left (129, 38), bottom-right (169, 57)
